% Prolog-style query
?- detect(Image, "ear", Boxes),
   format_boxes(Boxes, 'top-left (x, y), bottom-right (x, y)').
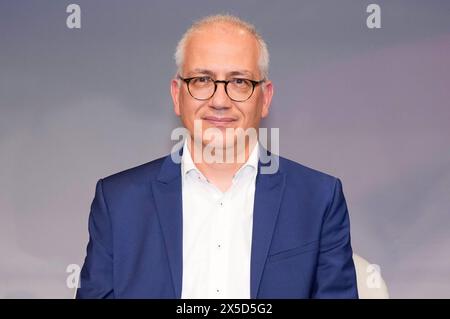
top-left (261, 80), bottom-right (273, 118)
top-left (171, 78), bottom-right (181, 116)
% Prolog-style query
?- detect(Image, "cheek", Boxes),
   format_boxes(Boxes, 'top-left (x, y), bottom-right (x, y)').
top-left (242, 102), bottom-right (263, 123)
top-left (179, 96), bottom-right (204, 124)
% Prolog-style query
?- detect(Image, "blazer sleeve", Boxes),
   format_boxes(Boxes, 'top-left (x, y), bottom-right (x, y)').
top-left (312, 178), bottom-right (359, 298)
top-left (76, 179), bottom-right (115, 298)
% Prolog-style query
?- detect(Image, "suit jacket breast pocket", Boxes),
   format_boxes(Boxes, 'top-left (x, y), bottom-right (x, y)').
top-left (267, 240), bottom-right (319, 264)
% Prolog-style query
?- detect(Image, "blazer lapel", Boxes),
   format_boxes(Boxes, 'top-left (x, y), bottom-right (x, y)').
top-left (250, 160), bottom-right (286, 298)
top-left (151, 152), bottom-right (183, 298)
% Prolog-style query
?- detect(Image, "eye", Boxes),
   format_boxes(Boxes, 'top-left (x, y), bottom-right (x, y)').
top-left (196, 76), bottom-right (212, 83)
top-left (230, 78), bottom-right (251, 88)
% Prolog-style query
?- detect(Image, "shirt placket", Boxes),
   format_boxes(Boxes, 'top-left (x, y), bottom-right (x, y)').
top-left (209, 188), bottom-right (229, 298)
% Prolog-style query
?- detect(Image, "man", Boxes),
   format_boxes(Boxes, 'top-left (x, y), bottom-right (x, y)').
top-left (76, 14), bottom-right (358, 299)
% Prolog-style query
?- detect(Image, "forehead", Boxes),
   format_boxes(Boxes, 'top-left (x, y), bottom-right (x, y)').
top-left (183, 24), bottom-right (260, 77)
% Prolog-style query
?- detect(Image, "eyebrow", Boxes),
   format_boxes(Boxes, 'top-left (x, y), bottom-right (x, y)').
top-left (187, 68), bottom-right (255, 78)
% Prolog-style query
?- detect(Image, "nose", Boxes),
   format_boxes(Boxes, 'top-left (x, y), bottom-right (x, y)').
top-left (209, 82), bottom-right (232, 110)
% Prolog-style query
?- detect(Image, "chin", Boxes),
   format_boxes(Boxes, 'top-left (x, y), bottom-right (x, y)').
top-left (199, 131), bottom-right (235, 149)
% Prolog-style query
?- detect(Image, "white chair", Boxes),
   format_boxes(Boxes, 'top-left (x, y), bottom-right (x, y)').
top-left (353, 253), bottom-right (389, 299)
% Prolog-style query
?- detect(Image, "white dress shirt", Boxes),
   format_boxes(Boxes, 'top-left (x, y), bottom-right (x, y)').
top-left (180, 140), bottom-right (259, 299)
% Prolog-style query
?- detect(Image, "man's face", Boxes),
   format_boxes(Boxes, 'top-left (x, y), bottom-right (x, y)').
top-left (171, 24), bottom-right (273, 152)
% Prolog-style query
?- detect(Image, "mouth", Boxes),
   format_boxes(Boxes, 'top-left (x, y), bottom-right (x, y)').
top-left (202, 115), bottom-right (238, 127)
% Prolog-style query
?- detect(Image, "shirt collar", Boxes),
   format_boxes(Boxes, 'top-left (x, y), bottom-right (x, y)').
top-left (181, 139), bottom-right (259, 179)
top-left (181, 139), bottom-right (198, 177)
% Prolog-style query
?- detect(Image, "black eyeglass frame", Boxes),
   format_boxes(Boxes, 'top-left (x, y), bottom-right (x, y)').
top-left (178, 75), bottom-right (266, 102)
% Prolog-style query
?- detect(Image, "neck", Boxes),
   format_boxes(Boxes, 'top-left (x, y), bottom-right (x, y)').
top-left (187, 138), bottom-right (257, 192)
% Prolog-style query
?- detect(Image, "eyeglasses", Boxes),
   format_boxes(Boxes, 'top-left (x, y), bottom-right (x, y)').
top-left (178, 75), bottom-right (265, 102)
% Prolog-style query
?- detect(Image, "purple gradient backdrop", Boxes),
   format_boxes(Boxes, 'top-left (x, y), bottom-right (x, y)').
top-left (1, 0), bottom-right (449, 298)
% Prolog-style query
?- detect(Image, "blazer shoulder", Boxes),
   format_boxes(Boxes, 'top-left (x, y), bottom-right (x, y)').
top-left (100, 155), bottom-right (168, 189)
top-left (278, 155), bottom-right (339, 188)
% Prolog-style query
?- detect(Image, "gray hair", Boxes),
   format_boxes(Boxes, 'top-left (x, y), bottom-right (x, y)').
top-left (174, 14), bottom-right (270, 79)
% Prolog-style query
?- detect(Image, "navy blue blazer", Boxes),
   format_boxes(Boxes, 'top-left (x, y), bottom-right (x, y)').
top-left (76, 151), bottom-right (358, 299)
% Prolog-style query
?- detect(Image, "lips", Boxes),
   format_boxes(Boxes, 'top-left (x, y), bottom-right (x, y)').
top-left (202, 115), bottom-right (238, 127)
